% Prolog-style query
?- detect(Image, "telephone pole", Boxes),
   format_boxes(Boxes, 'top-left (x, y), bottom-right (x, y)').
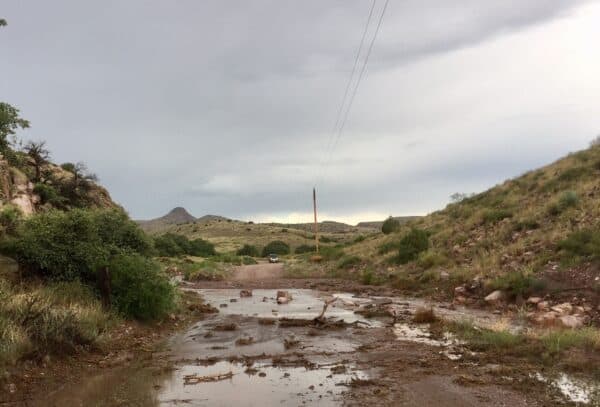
top-left (313, 187), bottom-right (319, 253)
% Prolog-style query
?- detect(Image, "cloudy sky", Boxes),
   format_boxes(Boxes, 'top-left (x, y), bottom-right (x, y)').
top-left (2, 1), bottom-right (599, 224)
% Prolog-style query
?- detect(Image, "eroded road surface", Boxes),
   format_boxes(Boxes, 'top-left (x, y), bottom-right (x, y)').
top-left (41, 264), bottom-right (589, 406)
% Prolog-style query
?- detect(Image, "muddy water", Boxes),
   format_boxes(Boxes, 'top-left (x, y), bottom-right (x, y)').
top-left (45, 289), bottom-right (377, 406)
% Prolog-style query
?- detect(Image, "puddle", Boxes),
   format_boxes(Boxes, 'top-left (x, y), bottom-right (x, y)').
top-left (158, 360), bottom-right (368, 406)
top-left (531, 372), bottom-right (600, 405)
top-left (193, 288), bottom-right (375, 324)
top-left (393, 323), bottom-right (466, 361)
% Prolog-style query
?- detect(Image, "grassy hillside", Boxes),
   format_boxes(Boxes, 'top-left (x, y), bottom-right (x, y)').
top-left (296, 145), bottom-right (600, 306)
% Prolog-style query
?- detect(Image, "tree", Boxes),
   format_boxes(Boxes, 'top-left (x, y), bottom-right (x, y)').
top-left (397, 228), bottom-right (429, 264)
top-left (58, 161), bottom-right (99, 205)
top-left (24, 141), bottom-right (50, 181)
top-left (0, 19), bottom-right (7, 27)
top-left (381, 216), bottom-right (400, 234)
top-left (591, 135), bottom-right (600, 147)
top-left (0, 102), bottom-right (30, 161)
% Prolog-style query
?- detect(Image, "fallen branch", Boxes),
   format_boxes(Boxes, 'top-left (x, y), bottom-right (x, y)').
top-left (183, 371), bottom-right (234, 385)
top-left (314, 297), bottom-right (339, 322)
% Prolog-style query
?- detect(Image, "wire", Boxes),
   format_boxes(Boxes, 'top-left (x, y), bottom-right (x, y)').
top-left (318, 0), bottom-right (390, 187)
top-left (322, 0), bottom-right (377, 162)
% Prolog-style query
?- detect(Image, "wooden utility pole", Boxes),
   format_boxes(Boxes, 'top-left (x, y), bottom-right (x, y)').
top-left (313, 187), bottom-right (319, 253)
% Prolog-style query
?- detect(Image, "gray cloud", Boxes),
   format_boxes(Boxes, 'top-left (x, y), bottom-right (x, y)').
top-left (1, 0), bottom-right (599, 222)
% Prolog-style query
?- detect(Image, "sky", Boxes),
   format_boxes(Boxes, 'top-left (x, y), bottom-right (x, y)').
top-left (1, 1), bottom-right (599, 224)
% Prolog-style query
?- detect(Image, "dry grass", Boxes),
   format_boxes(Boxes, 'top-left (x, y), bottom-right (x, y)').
top-left (412, 307), bottom-right (437, 323)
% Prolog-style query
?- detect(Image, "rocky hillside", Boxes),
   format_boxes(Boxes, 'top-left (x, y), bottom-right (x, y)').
top-left (345, 145), bottom-right (600, 323)
top-left (0, 155), bottom-right (118, 219)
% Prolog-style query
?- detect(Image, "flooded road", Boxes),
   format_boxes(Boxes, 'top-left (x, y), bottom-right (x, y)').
top-left (40, 280), bottom-right (592, 406)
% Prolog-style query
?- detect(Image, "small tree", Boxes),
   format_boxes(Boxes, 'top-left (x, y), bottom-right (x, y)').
top-left (0, 19), bottom-right (6, 27)
top-left (236, 244), bottom-right (260, 257)
top-left (24, 141), bottom-right (50, 181)
top-left (262, 240), bottom-right (290, 256)
top-left (381, 216), bottom-right (400, 235)
top-left (397, 228), bottom-right (429, 264)
top-left (0, 102), bottom-right (30, 164)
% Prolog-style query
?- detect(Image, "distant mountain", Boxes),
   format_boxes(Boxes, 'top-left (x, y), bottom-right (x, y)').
top-left (356, 216), bottom-right (421, 230)
top-left (196, 214), bottom-right (230, 224)
top-left (137, 207), bottom-right (196, 232)
top-left (266, 220), bottom-right (369, 234)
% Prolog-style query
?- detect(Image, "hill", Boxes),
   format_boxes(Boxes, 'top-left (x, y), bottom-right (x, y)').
top-left (341, 144), bottom-right (600, 313)
top-left (356, 216), bottom-right (422, 229)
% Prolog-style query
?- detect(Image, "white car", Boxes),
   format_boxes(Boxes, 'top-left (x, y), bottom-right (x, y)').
top-left (268, 253), bottom-right (279, 263)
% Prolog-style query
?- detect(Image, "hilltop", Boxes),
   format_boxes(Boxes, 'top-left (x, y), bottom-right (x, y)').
top-left (356, 216), bottom-right (421, 229)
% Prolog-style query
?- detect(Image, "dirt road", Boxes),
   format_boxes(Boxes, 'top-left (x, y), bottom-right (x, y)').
top-left (29, 265), bottom-right (579, 406)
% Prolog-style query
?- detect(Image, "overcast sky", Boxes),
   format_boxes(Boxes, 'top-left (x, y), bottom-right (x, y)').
top-left (2, 1), bottom-right (599, 224)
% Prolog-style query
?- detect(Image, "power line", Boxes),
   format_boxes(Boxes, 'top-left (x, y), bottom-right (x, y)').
top-left (321, 0), bottom-right (377, 163)
top-left (328, 0), bottom-right (390, 166)
top-left (319, 0), bottom-right (390, 186)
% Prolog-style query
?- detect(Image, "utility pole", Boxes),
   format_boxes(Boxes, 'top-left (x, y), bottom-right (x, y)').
top-left (313, 187), bottom-right (319, 253)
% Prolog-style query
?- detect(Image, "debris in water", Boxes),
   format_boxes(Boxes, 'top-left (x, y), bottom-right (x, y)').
top-left (183, 371), bottom-right (234, 385)
top-left (277, 290), bottom-right (293, 304)
top-left (240, 289), bottom-right (252, 297)
top-left (235, 336), bottom-right (254, 346)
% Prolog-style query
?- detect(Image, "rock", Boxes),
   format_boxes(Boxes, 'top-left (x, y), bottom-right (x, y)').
top-left (551, 303), bottom-right (573, 316)
top-left (536, 301), bottom-right (550, 311)
top-left (276, 291), bottom-right (293, 304)
top-left (454, 296), bottom-right (467, 305)
top-left (10, 194), bottom-right (35, 216)
top-left (240, 290), bottom-right (252, 298)
top-left (454, 286), bottom-right (468, 296)
top-left (484, 290), bottom-right (505, 303)
top-left (526, 297), bottom-right (543, 305)
top-left (439, 270), bottom-right (450, 280)
top-left (531, 311), bottom-right (558, 326)
top-left (558, 315), bottom-right (584, 329)
top-left (573, 306), bottom-right (586, 315)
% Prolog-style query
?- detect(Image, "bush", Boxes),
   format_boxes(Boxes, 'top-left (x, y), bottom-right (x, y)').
top-left (559, 229), bottom-right (600, 260)
top-left (236, 244), bottom-right (260, 257)
top-left (353, 235), bottom-right (366, 243)
top-left (417, 251), bottom-right (447, 269)
top-left (295, 244), bottom-right (316, 254)
top-left (381, 217), bottom-right (400, 234)
top-left (262, 240), bottom-right (290, 256)
top-left (482, 209), bottom-right (513, 224)
top-left (0, 204), bottom-right (22, 235)
top-left (0, 280), bottom-right (110, 363)
top-left (154, 233), bottom-right (215, 257)
top-left (33, 183), bottom-right (66, 207)
top-left (487, 270), bottom-right (544, 298)
top-left (0, 209), bottom-right (151, 281)
top-left (397, 229), bottom-right (429, 264)
top-left (319, 246), bottom-right (345, 261)
top-left (548, 191), bottom-right (579, 216)
top-left (337, 255), bottom-right (361, 270)
top-left (109, 254), bottom-right (176, 320)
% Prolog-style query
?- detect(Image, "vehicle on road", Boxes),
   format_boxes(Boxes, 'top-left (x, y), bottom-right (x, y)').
top-left (267, 253), bottom-right (279, 263)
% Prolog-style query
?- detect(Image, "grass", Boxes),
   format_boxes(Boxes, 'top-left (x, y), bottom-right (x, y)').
top-left (412, 307), bottom-right (437, 323)
top-left (0, 279), bottom-right (113, 366)
top-left (486, 269), bottom-right (545, 298)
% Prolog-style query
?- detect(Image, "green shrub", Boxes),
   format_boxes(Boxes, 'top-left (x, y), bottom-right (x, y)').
top-left (153, 233), bottom-right (214, 257)
top-left (361, 268), bottom-right (383, 285)
top-left (378, 240), bottom-right (400, 255)
top-left (262, 240), bottom-right (290, 256)
top-left (482, 209), bottom-right (513, 224)
top-left (319, 246), bottom-right (345, 261)
top-left (381, 217), bottom-right (400, 234)
top-left (236, 244), bottom-right (260, 257)
top-left (353, 235), bottom-right (366, 243)
top-left (559, 229), bottom-right (600, 260)
top-left (0, 209), bottom-right (151, 281)
top-left (0, 204), bottom-right (22, 235)
top-left (295, 244), bottom-right (316, 254)
top-left (154, 234), bottom-right (184, 257)
top-left (487, 270), bottom-right (544, 298)
top-left (242, 256), bottom-right (257, 265)
top-left (33, 183), bottom-right (66, 207)
top-left (397, 229), bottom-right (429, 264)
top-left (188, 238), bottom-right (216, 257)
top-left (547, 191), bottom-right (579, 216)
top-left (337, 255), bottom-right (361, 270)
top-left (109, 254), bottom-right (175, 320)
top-left (417, 250), bottom-right (447, 269)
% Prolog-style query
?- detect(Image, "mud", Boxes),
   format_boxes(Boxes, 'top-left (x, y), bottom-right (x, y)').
top-left (20, 265), bottom-right (596, 406)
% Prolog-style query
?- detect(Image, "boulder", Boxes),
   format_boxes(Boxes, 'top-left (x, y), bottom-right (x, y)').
top-left (551, 303), bottom-right (573, 316)
top-left (536, 301), bottom-right (550, 311)
top-left (454, 286), bottom-right (468, 296)
top-left (526, 297), bottom-right (543, 305)
top-left (484, 290), bottom-right (505, 303)
top-left (276, 290), bottom-right (293, 304)
top-left (531, 311), bottom-right (558, 326)
top-left (558, 315), bottom-right (584, 329)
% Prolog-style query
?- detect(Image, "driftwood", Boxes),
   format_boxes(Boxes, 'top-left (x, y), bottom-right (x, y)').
top-left (183, 371), bottom-right (234, 385)
top-left (314, 297), bottom-right (338, 322)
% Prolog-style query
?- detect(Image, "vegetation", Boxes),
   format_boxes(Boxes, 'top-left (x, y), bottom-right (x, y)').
top-left (559, 228), bottom-right (600, 261)
top-left (486, 269), bottom-right (544, 298)
top-left (397, 228), bottom-right (429, 264)
top-left (154, 233), bottom-right (215, 257)
top-left (261, 240), bottom-right (290, 256)
top-left (236, 244), bottom-right (260, 257)
top-left (381, 216), bottom-right (400, 234)
top-left (294, 244), bottom-right (316, 254)
top-left (337, 255), bottom-right (361, 270)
